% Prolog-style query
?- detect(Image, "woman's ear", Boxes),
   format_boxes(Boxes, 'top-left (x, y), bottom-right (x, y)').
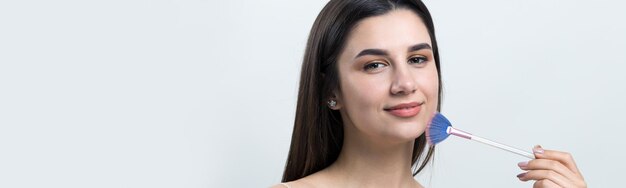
top-left (327, 90), bottom-right (342, 110)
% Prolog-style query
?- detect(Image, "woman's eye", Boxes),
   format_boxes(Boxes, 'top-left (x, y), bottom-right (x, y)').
top-left (408, 56), bottom-right (427, 65)
top-left (363, 62), bottom-right (387, 71)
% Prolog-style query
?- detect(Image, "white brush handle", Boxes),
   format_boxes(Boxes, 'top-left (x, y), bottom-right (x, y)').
top-left (447, 127), bottom-right (535, 159)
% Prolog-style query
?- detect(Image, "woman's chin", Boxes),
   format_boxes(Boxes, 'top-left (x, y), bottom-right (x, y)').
top-left (385, 122), bottom-right (426, 142)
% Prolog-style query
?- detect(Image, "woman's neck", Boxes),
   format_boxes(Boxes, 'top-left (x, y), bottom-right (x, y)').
top-left (320, 128), bottom-right (422, 188)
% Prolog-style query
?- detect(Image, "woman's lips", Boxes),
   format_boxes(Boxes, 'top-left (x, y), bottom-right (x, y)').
top-left (384, 102), bottom-right (422, 118)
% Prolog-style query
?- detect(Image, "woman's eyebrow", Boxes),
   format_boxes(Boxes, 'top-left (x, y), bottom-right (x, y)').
top-left (354, 49), bottom-right (388, 59)
top-left (408, 43), bottom-right (432, 52)
top-left (354, 43), bottom-right (432, 59)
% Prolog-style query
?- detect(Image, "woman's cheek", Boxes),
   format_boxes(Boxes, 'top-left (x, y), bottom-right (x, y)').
top-left (423, 68), bottom-right (439, 110)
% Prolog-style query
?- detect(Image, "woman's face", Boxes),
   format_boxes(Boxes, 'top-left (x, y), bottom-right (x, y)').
top-left (335, 9), bottom-right (439, 143)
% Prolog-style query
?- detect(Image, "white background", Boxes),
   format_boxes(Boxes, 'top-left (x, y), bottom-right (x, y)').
top-left (1, 0), bottom-right (624, 187)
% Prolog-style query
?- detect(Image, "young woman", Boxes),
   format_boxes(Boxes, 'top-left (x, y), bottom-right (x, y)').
top-left (275, 0), bottom-right (586, 187)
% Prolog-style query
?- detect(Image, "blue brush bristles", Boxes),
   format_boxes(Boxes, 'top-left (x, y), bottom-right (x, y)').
top-left (426, 113), bottom-right (452, 145)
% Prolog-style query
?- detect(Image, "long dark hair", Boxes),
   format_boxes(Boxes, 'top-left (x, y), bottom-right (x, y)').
top-left (282, 0), bottom-right (442, 182)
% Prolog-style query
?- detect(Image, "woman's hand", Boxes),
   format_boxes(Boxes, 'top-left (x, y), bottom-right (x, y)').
top-left (516, 145), bottom-right (586, 188)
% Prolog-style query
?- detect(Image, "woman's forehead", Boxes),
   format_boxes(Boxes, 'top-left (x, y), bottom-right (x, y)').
top-left (343, 9), bottom-right (432, 57)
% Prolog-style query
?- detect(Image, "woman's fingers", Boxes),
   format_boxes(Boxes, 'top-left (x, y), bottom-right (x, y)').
top-left (517, 169), bottom-right (572, 187)
top-left (516, 145), bottom-right (587, 188)
top-left (532, 180), bottom-right (559, 188)
top-left (518, 159), bottom-right (578, 182)
top-left (533, 145), bottom-right (582, 175)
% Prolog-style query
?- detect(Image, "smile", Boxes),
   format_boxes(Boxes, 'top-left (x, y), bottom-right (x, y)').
top-left (384, 102), bottom-right (423, 118)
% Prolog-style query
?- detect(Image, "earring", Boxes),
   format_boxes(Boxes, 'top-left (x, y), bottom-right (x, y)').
top-left (327, 99), bottom-right (337, 108)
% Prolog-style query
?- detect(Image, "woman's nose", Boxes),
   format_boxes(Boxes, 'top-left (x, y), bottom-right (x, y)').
top-left (390, 66), bottom-right (417, 95)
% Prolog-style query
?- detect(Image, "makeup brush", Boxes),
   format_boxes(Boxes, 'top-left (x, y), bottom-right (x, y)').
top-left (426, 112), bottom-right (535, 159)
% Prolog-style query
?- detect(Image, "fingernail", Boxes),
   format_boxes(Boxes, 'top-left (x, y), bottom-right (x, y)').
top-left (533, 145), bottom-right (544, 154)
top-left (517, 161), bottom-right (528, 168)
top-left (516, 172), bottom-right (526, 178)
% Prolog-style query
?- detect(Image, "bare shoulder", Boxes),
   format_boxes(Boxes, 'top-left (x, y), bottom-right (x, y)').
top-left (269, 181), bottom-right (308, 188)
top-left (270, 174), bottom-right (323, 188)
top-left (269, 183), bottom-right (288, 188)
top-left (270, 180), bottom-right (314, 188)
